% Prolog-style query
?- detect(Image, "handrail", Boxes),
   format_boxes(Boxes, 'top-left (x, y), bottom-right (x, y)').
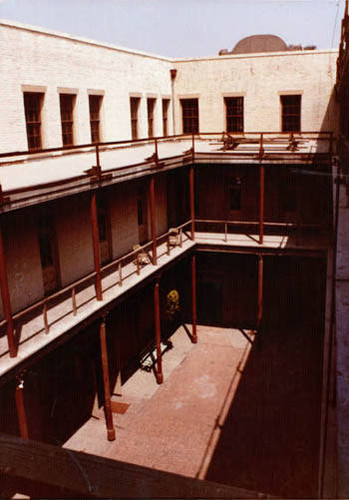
top-left (0, 220), bottom-right (192, 352)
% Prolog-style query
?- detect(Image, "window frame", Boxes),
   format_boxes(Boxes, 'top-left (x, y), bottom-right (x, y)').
top-left (130, 97), bottom-right (140, 140)
top-left (180, 98), bottom-right (199, 134)
top-left (59, 94), bottom-right (75, 147)
top-left (280, 94), bottom-right (301, 133)
top-left (147, 98), bottom-right (156, 138)
top-left (23, 92), bottom-right (44, 151)
top-left (89, 95), bottom-right (103, 143)
top-left (225, 96), bottom-right (244, 133)
top-left (162, 98), bottom-right (170, 137)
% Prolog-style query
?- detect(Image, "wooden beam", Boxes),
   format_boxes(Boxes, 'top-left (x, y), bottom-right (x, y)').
top-left (90, 192), bottom-right (102, 301)
top-left (189, 165), bottom-right (195, 240)
top-left (99, 315), bottom-right (115, 441)
top-left (257, 255), bottom-right (263, 330)
top-left (0, 219), bottom-right (16, 357)
top-left (15, 375), bottom-right (29, 440)
top-left (259, 164), bottom-right (265, 245)
top-left (0, 433), bottom-right (263, 499)
top-left (149, 176), bottom-right (157, 265)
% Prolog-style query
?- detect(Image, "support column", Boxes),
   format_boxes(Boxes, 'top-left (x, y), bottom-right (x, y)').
top-left (154, 278), bottom-right (163, 384)
top-left (257, 255), bottom-right (264, 330)
top-left (189, 165), bottom-right (195, 240)
top-left (149, 176), bottom-right (157, 265)
top-left (15, 374), bottom-right (29, 440)
top-left (0, 220), bottom-right (15, 357)
top-left (259, 163), bottom-right (265, 245)
top-left (90, 191), bottom-right (102, 301)
top-left (191, 253), bottom-right (198, 343)
top-left (99, 315), bottom-right (115, 441)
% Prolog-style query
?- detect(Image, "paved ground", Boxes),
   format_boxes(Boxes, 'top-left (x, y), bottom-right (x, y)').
top-left (65, 322), bottom-right (323, 498)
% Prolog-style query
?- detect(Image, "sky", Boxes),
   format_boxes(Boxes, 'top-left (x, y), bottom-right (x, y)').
top-left (0, 0), bottom-right (345, 58)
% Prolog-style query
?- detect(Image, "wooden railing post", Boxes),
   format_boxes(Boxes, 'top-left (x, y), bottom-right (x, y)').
top-left (72, 287), bottom-right (77, 316)
top-left (149, 176), bottom-right (157, 265)
top-left (15, 374), bottom-right (29, 440)
top-left (154, 278), bottom-right (163, 384)
top-left (43, 301), bottom-right (49, 334)
top-left (99, 314), bottom-right (116, 441)
top-left (0, 219), bottom-right (15, 357)
top-left (224, 222), bottom-right (228, 242)
top-left (90, 191), bottom-right (102, 301)
top-left (118, 262), bottom-right (123, 287)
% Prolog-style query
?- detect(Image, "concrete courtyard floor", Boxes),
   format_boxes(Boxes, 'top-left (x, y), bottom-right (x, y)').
top-left (64, 323), bottom-right (322, 498)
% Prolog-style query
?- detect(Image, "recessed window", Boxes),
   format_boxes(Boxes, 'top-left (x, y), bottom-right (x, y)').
top-left (89, 95), bottom-right (103, 143)
top-left (229, 177), bottom-right (243, 211)
top-left (225, 97), bottom-right (244, 133)
top-left (147, 98), bottom-right (156, 138)
top-left (130, 97), bottom-right (140, 140)
top-left (162, 99), bottom-right (170, 137)
top-left (181, 98), bottom-right (199, 134)
top-left (59, 94), bottom-right (75, 146)
top-left (23, 92), bottom-right (44, 151)
top-left (281, 95), bottom-right (301, 132)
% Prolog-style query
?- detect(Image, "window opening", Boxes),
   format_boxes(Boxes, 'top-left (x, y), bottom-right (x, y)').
top-left (147, 98), bottom-right (156, 138)
top-left (60, 94), bottom-right (75, 146)
top-left (162, 99), bottom-right (170, 137)
top-left (24, 92), bottom-right (44, 151)
top-left (281, 95), bottom-right (301, 132)
top-left (181, 99), bottom-right (199, 134)
top-left (130, 97), bottom-right (140, 140)
top-left (89, 95), bottom-right (102, 143)
top-left (225, 97), bottom-right (244, 133)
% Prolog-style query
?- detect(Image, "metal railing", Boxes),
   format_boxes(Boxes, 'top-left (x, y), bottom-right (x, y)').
top-left (0, 220), bottom-right (192, 358)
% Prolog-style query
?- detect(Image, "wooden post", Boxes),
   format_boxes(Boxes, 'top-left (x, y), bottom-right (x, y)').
top-left (259, 163), bottom-right (265, 245)
top-left (90, 192), bottom-right (102, 301)
top-left (15, 375), bottom-right (29, 440)
top-left (189, 165), bottom-right (195, 240)
top-left (0, 220), bottom-right (15, 357)
top-left (191, 254), bottom-right (198, 344)
top-left (43, 301), bottom-right (49, 334)
top-left (99, 315), bottom-right (116, 441)
top-left (154, 279), bottom-right (163, 384)
top-left (149, 176), bottom-right (157, 265)
top-left (257, 255), bottom-right (263, 330)
top-left (72, 287), bottom-right (77, 316)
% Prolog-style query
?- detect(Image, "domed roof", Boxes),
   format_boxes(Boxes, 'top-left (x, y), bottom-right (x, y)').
top-left (232, 35), bottom-right (288, 54)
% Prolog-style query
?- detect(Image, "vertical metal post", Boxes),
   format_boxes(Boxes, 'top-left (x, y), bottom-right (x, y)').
top-left (154, 278), bottom-right (163, 384)
top-left (0, 220), bottom-right (15, 357)
top-left (15, 375), bottom-right (29, 439)
top-left (191, 253), bottom-right (198, 344)
top-left (149, 176), bottom-right (157, 265)
top-left (259, 163), bottom-right (265, 245)
top-left (257, 255), bottom-right (264, 330)
top-left (90, 191), bottom-right (102, 301)
top-left (99, 315), bottom-right (116, 441)
top-left (189, 165), bottom-right (195, 240)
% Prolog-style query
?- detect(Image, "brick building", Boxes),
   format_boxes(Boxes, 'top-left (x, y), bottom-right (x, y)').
top-left (0, 10), bottom-right (347, 499)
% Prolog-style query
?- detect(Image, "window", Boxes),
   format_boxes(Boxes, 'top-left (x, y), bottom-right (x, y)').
top-left (229, 177), bottom-right (243, 211)
top-left (89, 95), bottom-right (103, 143)
top-left (225, 97), bottom-right (244, 133)
top-left (147, 98), bottom-right (156, 138)
top-left (130, 97), bottom-right (140, 140)
top-left (162, 99), bottom-right (170, 137)
top-left (281, 95), bottom-right (301, 132)
top-left (59, 94), bottom-right (75, 146)
top-left (181, 99), bottom-right (199, 134)
top-left (23, 92), bottom-right (44, 151)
